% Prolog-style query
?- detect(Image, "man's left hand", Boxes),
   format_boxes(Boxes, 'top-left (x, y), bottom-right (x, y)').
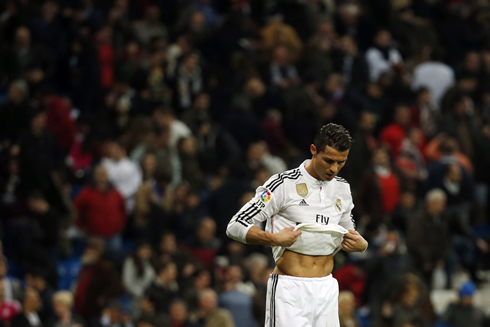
top-left (341, 230), bottom-right (368, 252)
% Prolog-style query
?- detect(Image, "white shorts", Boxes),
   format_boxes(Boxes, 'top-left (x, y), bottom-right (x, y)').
top-left (265, 274), bottom-right (340, 327)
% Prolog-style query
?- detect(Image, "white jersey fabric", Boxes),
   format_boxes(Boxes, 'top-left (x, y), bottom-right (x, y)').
top-left (227, 160), bottom-right (355, 261)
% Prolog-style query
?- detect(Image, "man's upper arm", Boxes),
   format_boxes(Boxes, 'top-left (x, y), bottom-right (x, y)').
top-left (339, 185), bottom-right (356, 230)
top-left (226, 175), bottom-right (285, 243)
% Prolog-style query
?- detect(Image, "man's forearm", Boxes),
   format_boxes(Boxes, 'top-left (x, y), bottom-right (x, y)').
top-left (245, 226), bottom-right (278, 246)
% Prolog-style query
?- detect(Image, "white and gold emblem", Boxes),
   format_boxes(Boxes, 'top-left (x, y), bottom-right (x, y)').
top-left (335, 199), bottom-right (342, 212)
top-left (296, 183), bottom-right (308, 197)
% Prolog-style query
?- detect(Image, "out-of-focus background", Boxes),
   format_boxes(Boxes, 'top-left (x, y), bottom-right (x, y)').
top-left (0, 0), bottom-right (489, 326)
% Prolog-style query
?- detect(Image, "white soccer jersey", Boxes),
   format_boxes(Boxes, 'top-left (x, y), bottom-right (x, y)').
top-left (227, 160), bottom-right (356, 261)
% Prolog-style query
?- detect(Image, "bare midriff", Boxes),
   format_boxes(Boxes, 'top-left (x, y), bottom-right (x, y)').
top-left (273, 249), bottom-right (334, 277)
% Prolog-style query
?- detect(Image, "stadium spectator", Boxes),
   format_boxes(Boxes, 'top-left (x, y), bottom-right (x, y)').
top-left (338, 291), bottom-right (361, 327)
top-left (11, 287), bottom-right (42, 327)
top-left (73, 238), bottom-right (122, 322)
top-left (197, 288), bottom-right (234, 327)
top-left (101, 140), bottom-right (142, 213)
top-left (365, 29), bottom-right (403, 82)
top-left (407, 189), bottom-right (451, 286)
top-left (122, 240), bottom-right (155, 316)
top-left (50, 291), bottom-right (86, 327)
top-left (440, 281), bottom-right (484, 327)
top-left (74, 165), bottom-right (127, 254)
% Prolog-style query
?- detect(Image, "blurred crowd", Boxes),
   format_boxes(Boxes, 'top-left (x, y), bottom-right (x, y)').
top-left (1, 0), bottom-right (490, 326)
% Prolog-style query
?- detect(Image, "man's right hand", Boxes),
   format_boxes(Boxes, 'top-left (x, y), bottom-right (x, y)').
top-left (274, 227), bottom-right (302, 247)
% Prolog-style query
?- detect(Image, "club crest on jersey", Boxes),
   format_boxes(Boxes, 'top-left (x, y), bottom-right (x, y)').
top-left (260, 190), bottom-right (271, 203)
top-left (296, 183), bottom-right (308, 197)
top-left (335, 199), bottom-right (342, 212)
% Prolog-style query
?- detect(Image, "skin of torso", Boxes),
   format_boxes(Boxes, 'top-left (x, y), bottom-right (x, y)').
top-left (274, 250), bottom-right (334, 277)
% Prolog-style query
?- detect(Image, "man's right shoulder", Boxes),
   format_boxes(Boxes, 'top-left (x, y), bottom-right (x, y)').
top-left (263, 167), bottom-right (302, 193)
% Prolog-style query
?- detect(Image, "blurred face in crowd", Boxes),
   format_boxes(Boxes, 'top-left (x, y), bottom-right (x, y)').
top-left (464, 52), bottom-right (480, 72)
top-left (159, 262), bottom-right (177, 282)
top-left (394, 106), bottom-right (411, 127)
top-left (137, 322), bottom-right (155, 327)
top-left (105, 142), bottom-right (125, 160)
top-left (0, 281), bottom-right (5, 302)
top-left (140, 296), bottom-right (155, 314)
top-left (82, 246), bottom-right (102, 265)
top-left (42, 1), bottom-right (58, 21)
top-left (246, 78), bottom-right (265, 98)
top-left (144, 6), bottom-right (160, 23)
top-left (427, 195), bottom-right (446, 216)
top-left (142, 153), bottom-right (157, 177)
top-left (184, 53), bottom-right (199, 72)
top-left (189, 11), bottom-right (205, 31)
top-left (340, 35), bottom-right (357, 55)
top-left (107, 306), bottom-right (121, 324)
top-left (226, 265), bottom-right (243, 283)
top-left (30, 112), bottom-right (47, 135)
top-left (273, 46), bottom-right (290, 66)
top-left (401, 284), bottom-right (419, 307)
top-left (445, 164), bottom-right (462, 183)
top-left (15, 27), bottom-right (31, 47)
top-left (24, 287), bottom-right (41, 313)
top-left (199, 289), bottom-right (218, 315)
top-left (194, 270), bottom-right (211, 290)
top-left (25, 274), bottom-right (46, 292)
top-left (247, 142), bottom-right (266, 163)
top-left (372, 148), bottom-right (390, 168)
top-left (53, 298), bottom-right (70, 317)
top-left (375, 30), bottom-right (392, 49)
top-left (309, 145), bottom-right (349, 181)
top-left (339, 3), bottom-right (360, 25)
top-left (0, 260), bottom-right (7, 279)
top-left (149, 50), bottom-right (165, 67)
top-left (8, 83), bottom-right (26, 103)
top-left (417, 89), bottom-right (431, 104)
top-left (194, 93), bottom-right (210, 110)
top-left (137, 243), bottom-right (152, 261)
top-left (338, 292), bottom-right (355, 317)
top-left (94, 165), bottom-right (110, 190)
top-left (180, 137), bottom-right (197, 155)
top-left (453, 96), bottom-right (471, 116)
top-left (399, 191), bottom-right (416, 209)
top-left (169, 302), bottom-right (188, 323)
top-left (160, 233), bottom-right (176, 254)
top-left (326, 73), bottom-right (343, 93)
top-left (28, 196), bottom-right (49, 215)
top-left (460, 295), bottom-right (474, 306)
top-left (317, 20), bottom-right (334, 36)
top-left (359, 111), bottom-right (376, 132)
top-left (197, 218), bottom-right (216, 243)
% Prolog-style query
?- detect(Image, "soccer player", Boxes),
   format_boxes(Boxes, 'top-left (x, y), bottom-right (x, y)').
top-left (226, 123), bottom-right (368, 327)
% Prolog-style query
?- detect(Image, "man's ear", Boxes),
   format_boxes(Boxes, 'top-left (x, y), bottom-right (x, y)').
top-left (310, 144), bottom-right (317, 157)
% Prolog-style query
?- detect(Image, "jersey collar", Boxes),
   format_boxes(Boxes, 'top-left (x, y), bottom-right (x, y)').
top-left (299, 160), bottom-right (330, 186)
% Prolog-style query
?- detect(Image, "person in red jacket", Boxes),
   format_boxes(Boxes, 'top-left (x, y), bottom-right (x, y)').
top-left (379, 105), bottom-right (411, 158)
top-left (74, 165), bottom-right (127, 254)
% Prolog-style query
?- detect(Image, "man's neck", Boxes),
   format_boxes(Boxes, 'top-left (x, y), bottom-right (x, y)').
top-left (304, 160), bottom-right (320, 180)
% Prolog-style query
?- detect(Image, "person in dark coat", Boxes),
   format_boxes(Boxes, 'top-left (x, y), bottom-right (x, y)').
top-left (11, 287), bottom-right (43, 327)
top-left (407, 189), bottom-right (451, 286)
top-left (73, 238), bottom-right (122, 323)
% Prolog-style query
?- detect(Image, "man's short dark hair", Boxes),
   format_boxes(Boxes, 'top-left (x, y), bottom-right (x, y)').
top-left (314, 123), bottom-right (353, 152)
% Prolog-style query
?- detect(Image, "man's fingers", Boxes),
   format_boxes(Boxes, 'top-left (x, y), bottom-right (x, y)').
top-left (343, 233), bottom-right (359, 240)
top-left (293, 230), bottom-right (302, 236)
top-left (284, 227), bottom-right (295, 231)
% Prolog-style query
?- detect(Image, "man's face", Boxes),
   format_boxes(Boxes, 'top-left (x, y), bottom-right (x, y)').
top-left (310, 145), bottom-right (349, 181)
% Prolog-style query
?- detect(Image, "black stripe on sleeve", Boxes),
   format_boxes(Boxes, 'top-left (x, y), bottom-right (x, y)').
top-left (265, 169), bottom-right (301, 191)
top-left (270, 172), bottom-right (302, 192)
